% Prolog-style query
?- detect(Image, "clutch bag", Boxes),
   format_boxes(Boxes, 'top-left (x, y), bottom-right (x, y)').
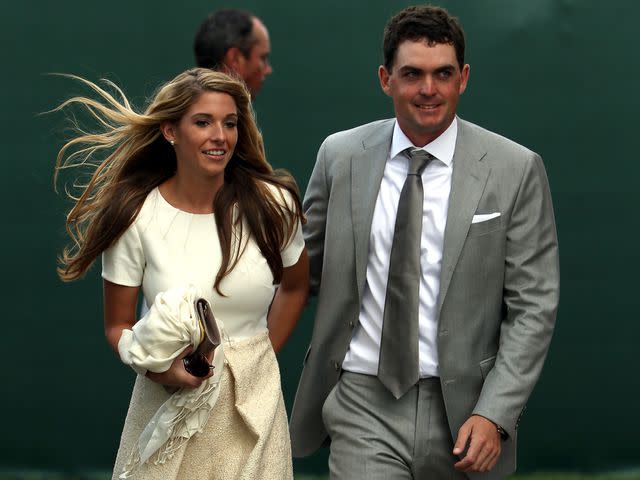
top-left (182, 298), bottom-right (221, 377)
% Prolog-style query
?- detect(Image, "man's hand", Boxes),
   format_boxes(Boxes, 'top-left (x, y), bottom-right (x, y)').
top-left (452, 414), bottom-right (502, 473)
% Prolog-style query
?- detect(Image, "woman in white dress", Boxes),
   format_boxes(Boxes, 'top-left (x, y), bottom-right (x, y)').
top-left (54, 69), bottom-right (309, 479)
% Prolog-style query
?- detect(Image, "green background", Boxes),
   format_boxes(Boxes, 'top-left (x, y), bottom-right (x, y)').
top-left (3, 0), bottom-right (639, 475)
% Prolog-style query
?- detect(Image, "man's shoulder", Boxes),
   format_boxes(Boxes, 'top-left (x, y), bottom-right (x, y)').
top-left (322, 118), bottom-right (394, 151)
top-left (458, 118), bottom-right (538, 160)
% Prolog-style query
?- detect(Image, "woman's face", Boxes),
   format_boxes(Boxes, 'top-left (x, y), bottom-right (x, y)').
top-left (166, 91), bottom-right (239, 182)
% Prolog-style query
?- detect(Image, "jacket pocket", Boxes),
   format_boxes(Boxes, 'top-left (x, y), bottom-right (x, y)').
top-left (479, 355), bottom-right (497, 379)
top-left (467, 215), bottom-right (503, 237)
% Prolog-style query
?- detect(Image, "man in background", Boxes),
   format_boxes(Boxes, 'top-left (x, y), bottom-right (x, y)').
top-left (194, 9), bottom-right (272, 98)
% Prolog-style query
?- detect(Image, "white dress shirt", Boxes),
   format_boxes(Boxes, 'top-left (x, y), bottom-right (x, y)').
top-left (342, 118), bottom-right (457, 378)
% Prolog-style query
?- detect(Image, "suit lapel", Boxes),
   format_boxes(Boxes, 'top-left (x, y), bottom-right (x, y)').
top-left (351, 120), bottom-right (394, 299)
top-left (437, 120), bottom-right (490, 314)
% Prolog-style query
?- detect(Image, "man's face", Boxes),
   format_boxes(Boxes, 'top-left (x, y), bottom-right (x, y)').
top-left (236, 18), bottom-right (272, 98)
top-left (379, 40), bottom-right (469, 146)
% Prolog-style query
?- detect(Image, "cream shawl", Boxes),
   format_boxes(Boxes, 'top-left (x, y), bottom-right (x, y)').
top-left (117, 285), bottom-right (225, 478)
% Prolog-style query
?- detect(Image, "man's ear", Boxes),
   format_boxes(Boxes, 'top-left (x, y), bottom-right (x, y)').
top-left (223, 47), bottom-right (246, 73)
top-left (160, 122), bottom-right (175, 144)
top-left (378, 65), bottom-right (392, 97)
top-left (459, 63), bottom-right (470, 95)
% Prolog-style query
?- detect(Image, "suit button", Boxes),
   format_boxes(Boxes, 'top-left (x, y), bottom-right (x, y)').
top-left (334, 361), bottom-right (341, 371)
top-left (348, 320), bottom-right (354, 329)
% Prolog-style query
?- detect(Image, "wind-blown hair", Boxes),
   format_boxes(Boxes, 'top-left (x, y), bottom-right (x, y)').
top-left (54, 68), bottom-right (303, 294)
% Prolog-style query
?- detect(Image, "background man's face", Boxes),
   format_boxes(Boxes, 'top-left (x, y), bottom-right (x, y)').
top-left (379, 40), bottom-right (469, 146)
top-left (237, 18), bottom-right (272, 98)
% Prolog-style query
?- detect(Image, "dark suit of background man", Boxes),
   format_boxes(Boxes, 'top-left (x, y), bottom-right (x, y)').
top-left (290, 5), bottom-right (559, 479)
top-left (194, 9), bottom-right (272, 98)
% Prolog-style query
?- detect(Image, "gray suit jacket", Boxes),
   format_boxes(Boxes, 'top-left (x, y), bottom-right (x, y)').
top-left (290, 118), bottom-right (559, 478)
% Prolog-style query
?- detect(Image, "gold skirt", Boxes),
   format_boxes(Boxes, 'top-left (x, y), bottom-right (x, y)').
top-left (111, 330), bottom-right (293, 480)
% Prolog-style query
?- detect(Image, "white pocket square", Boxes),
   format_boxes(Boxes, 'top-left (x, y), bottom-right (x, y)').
top-left (472, 212), bottom-right (501, 224)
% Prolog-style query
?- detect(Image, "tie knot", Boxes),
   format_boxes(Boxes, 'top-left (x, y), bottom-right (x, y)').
top-left (407, 148), bottom-right (433, 175)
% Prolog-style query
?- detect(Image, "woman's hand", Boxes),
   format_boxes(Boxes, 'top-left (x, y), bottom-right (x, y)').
top-left (146, 346), bottom-right (214, 389)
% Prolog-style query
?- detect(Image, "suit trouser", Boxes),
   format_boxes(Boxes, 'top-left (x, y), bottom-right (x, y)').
top-left (322, 371), bottom-right (468, 480)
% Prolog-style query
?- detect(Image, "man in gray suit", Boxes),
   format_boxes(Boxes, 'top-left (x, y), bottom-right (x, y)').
top-left (290, 5), bottom-right (559, 479)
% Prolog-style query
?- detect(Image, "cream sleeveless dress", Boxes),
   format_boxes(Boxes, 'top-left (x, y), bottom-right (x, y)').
top-left (102, 186), bottom-right (303, 480)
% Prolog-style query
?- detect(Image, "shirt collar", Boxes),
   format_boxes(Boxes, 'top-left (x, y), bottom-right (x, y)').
top-left (389, 117), bottom-right (458, 166)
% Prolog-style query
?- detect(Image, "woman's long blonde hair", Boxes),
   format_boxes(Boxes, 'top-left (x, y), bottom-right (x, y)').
top-left (54, 68), bottom-right (303, 293)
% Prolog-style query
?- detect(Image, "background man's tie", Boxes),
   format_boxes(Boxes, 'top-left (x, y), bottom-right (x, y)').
top-left (378, 148), bottom-right (433, 399)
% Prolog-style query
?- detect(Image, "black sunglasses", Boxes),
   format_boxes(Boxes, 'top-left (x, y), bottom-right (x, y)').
top-left (183, 352), bottom-right (214, 377)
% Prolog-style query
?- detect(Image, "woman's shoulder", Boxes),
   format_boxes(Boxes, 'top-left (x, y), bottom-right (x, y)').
top-left (259, 179), bottom-right (299, 209)
top-left (136, 187), bottom-right (167, 218)
top-left (129, 187), bottom-right (171, 232)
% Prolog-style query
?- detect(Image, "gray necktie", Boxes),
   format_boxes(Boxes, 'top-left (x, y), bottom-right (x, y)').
top-left (378, 148), bottom-right (433, 399)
